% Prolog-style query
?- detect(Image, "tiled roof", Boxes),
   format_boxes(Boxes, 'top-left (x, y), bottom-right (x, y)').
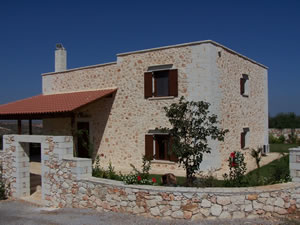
top-left (0, 89), bottom-right (117, 117)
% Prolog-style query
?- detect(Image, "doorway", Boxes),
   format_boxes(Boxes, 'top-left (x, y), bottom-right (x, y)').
top-left (77, 122), bottom-right (90, 158)
top-left (29, 143), bottom-right (41, 196)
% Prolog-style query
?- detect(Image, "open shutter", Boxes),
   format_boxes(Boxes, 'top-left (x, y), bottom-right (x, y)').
top-left (145, 134), bottom-right (153, 160)
top-left (169, 136), bottom-right (178, 162)
top-left (144, 72), bottom-right (153, 98)
top-left (241, 132), bottom-right (245, 149)
top-left (240, 78), bottom-right (245, 95)
top-left (168, 69), bottom-right (178, 97)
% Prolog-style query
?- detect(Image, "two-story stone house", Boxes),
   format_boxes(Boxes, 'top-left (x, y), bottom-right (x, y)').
top-left (0, 40), bottom-right (268, 176)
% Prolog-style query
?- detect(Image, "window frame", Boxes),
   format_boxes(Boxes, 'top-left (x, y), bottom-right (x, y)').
top-left (241, 127), bottom-right (250, 149)
top-left (240, 74), bottom-right (249, 97)
top-left (144, 65), bottom-right (178, 99)
top-left (145, 133), bottom-right (177, 162)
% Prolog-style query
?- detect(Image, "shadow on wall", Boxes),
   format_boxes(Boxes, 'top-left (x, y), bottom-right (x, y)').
top-left (74, 93), bottom-right (116, 161)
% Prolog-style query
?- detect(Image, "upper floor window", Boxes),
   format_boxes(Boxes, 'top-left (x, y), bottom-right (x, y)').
top-left (144, 65), bottom-right (178, 98)
top-left (240, 74), bottom-right (249, 97)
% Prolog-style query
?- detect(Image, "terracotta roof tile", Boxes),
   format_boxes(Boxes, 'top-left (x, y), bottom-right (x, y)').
top-left (0, 89), bottom-right (117, 116)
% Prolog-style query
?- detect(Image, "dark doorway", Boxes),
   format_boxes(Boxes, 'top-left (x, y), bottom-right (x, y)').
top-left (77, 122), bottom-right (90, 158)
top-left (28, 143), bottom-right (41, 196)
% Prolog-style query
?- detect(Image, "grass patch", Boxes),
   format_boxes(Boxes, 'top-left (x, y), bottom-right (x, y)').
top-left (245, 154), bottom-right (290, 186)
top-left (270, 143), bottom-right (298, 153)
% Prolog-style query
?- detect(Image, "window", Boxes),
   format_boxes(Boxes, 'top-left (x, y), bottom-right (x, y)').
top-left (144, 67), bottom-right (178, 98)
top-left (241, 128), bottom-right (250, 149)
top-left (145, 134), bottom-right (177, 161)
top-left (240, 74), bottom-right (249, 97)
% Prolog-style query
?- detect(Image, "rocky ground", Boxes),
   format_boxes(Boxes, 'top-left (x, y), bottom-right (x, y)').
top-left (0, 199), bottom-right (299, 225)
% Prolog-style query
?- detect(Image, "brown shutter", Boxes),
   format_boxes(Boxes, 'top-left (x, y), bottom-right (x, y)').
top-left (145, 134), bottom-right (153, 160)
top-left (144, 72), bottom-right (153, 98)
top-left (168, 69), bottom-right (178, 97)
top-left (240, 78), bottom-right (245, 95)
top-left (241, 132), bottom-right (245, 149)
top-left (169, 136), bottom-right (178, 162)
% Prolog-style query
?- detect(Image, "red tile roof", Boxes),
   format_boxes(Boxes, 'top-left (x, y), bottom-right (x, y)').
top-left (0, 89), bottom-right (117, 117)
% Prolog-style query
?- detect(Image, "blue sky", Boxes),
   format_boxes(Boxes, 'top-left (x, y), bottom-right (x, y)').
top-left (0, 0), bottom-right (299, 116)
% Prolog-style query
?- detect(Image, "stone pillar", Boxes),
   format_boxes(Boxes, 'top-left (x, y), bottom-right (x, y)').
top-left (289, 147), bottom-right (300, 182)
top-left (11, 142), bottom-right (30, 197)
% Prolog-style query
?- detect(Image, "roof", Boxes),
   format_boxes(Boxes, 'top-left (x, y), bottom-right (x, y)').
top-left (42, 40), bottom-right (267, 76)
top-left (0, 89), bottom-right (117, 119)
top-left (117, 40), bottom-right (268, 69)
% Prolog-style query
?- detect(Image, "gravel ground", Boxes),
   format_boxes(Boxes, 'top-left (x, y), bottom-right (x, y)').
top-left (0, 199), bottom-right (296, 225)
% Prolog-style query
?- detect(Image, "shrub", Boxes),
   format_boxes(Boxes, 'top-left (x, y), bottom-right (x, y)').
top-left (269, 134), bottom-right (279, 144)
top-left (287, 133), bottom-right (297, 144)
top-left (92, 155), bottom-right (119, 180)
top-left (223, 151), bottom-right (247, 187)
top-left (121, 156), bottom-right (157, 185)
top-left (250, 147), bottom-right (262, 179)
top-left (278, 135), bottom-right (286, 144)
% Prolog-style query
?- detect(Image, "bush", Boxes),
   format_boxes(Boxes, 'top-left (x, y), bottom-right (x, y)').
top-left (92, 156), bottom-right (119, 180)
top-left (223, 151), bottom-right (247, 187)
top-left (287, 133), bottom-right (297, 144)
top-left (269, 134), bottom-right (279, 144)
top-left (120, 156), bottom-right (157, 185)
top-left (278, 135), bottom-right (286, 144)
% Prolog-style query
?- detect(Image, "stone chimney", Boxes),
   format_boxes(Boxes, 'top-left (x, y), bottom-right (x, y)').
top-left (55, 43), bottom-right (67, 72)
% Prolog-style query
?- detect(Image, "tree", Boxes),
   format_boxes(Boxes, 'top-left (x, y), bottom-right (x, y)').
top-left (269, 112), bottom-right (300, 129)
top-left (161, 97), bottom-right (228, 185)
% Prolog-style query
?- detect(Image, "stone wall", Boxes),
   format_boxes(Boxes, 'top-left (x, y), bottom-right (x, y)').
top-left (41, 41), bottom-right (268, 177)
top-left (270, 128), bottom-right (300, 139)
top-left (1, 135), bottom-right (300, 221)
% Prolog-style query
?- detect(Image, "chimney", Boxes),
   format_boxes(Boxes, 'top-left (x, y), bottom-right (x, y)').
top-left (55, 43), bottom-right (67, 72)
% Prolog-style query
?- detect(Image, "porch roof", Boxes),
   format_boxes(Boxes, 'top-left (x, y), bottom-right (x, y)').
top-left (0, 89), bottom-right (117, 119)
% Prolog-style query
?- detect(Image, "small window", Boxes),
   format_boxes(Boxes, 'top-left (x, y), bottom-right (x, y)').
top-left (240, 74), bottom-right (249, 97)
top-left (145, 134), bottom-right (177, 161)
top-left (154, 70), bottom-right (169, 97)
top-left (144, 67), bottom-right (178, 98)
top-left (241, 128), bottom-right (250, 149)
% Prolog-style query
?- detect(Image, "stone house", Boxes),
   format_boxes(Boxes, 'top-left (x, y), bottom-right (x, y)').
top-left (0, 40), bottom-right (268, 176)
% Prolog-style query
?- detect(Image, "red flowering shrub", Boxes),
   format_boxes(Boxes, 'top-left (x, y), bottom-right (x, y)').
top-left (152, 177), bottom-right (157, 183)
top-left (137, 176), bottom-right (142, 181)
top-left (223, 151), bottom-right (247, 186)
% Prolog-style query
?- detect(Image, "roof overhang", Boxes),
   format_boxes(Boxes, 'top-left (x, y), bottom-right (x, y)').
top-left (0, 89), bottom-right (117, 120)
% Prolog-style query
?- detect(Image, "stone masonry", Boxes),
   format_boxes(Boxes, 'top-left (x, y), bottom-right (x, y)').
top-left (1, 135), bottom-right (300, 221)
top-left (41, 40), bottom-right (269, 177)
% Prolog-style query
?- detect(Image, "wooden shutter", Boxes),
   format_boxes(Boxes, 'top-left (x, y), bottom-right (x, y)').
top-left (241, 132), bottom-right (245, 149)
top-left (169, 136), bottom-right (178, 162)
top-left (240, 78), bottom-right (245, 95)
top-left (145, 134), bottom-right (154, 160)
top-left (168, 69), bottom-right (178, 97)
top-left (144, 72), bottom-right (153, 98)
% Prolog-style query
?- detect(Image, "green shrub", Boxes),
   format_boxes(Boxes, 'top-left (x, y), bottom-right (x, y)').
top-left (278, 135), bottom-right (286, 144)
top-left (92, 156), bottom-right (119, 180)
top-left (223, 151), bottom-right (247, 187)
top-left (120, 156), bottom-right (157, 185)
top-left (269, 134), bottom-right (279, 144)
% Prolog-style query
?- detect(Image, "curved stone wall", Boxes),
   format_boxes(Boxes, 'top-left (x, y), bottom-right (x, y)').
top-left (1, 135), bottom-right (300, 221)
top-left (53, 178), bottom-right (300, 220)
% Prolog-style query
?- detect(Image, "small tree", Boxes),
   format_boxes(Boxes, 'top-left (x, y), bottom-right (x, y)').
top-left (161, 97), bottom-right (228, 185)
